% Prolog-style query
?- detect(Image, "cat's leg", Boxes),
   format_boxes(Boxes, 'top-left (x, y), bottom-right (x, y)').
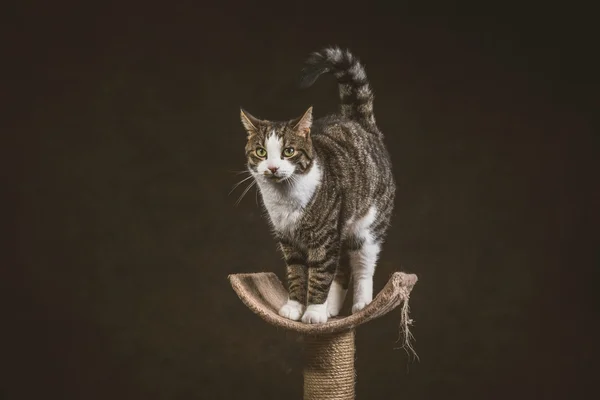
top-left (302, 241), bottom-right (341, 324)
top-left (326, 258), bottom-right (350, 318)
top-left (349, 235), bottom-right (381, 314)
top-left (278, 241), bottom-right (307, 321)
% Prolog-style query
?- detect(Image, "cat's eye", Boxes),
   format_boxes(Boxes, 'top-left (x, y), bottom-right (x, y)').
top-left (256, 148), bottom-right (267, 157)
top-left (283, 147), bottom-right (295, 157)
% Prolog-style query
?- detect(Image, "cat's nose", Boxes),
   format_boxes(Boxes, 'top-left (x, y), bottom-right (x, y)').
top-left (268, 166), bottom-right (279, 174)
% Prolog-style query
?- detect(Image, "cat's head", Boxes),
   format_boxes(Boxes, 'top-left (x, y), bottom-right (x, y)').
top-left (240, 107), bottom-right (314, 183)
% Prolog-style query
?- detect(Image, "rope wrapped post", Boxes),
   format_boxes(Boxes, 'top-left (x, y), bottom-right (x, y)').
top-left (304, 331), bottom-right (355, 400)
top-left (228, 272), bottom-right (418, 399)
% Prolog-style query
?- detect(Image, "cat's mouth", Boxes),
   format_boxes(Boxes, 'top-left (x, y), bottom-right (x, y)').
top-left (264, 173), bottom-right (290, 183)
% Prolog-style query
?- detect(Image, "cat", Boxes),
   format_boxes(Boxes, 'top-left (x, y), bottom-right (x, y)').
top-left (239, 47), bottom-right (395, 324)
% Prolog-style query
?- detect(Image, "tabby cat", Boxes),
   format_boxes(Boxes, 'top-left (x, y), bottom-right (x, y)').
top-left (239, 47), bottom-right (395, 324)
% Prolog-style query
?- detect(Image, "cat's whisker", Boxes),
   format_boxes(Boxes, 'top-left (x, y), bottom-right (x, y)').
top-left (235, 180), bottom-right (256, 207)
top-left (286, 174), bottom-right (300, 189)
top-left (229, 169), bottom-right (251, 176)
top-left (291, 177), bottom-right (300, 191)
top-left (229, 175), bottom-right (254, 195)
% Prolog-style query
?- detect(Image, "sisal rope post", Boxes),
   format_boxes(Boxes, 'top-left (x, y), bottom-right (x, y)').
top-left (304, 330), bottom-right (356, 400)
top-left (228, 272), bottom-right (418, 399)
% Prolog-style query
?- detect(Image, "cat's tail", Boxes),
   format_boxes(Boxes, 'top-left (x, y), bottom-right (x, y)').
top-left (300, 47), bottom-right (378, 134)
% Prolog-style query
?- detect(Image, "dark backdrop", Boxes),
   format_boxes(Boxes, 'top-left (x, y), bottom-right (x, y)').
top-left (3, 2), bottom-right (598, 399)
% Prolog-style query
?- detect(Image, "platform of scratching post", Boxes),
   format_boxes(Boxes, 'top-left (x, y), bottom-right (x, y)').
top-left (228, 272), bottom-right (418, 400)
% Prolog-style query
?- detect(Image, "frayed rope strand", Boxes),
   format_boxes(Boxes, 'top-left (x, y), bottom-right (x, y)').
top-left (394, 288), bottom-right (419, 362)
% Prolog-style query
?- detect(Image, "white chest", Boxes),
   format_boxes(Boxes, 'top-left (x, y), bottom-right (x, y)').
top-left (256, 162), bottom-right (321, 235)
top-left (262, 196), bottom-right (305, 233)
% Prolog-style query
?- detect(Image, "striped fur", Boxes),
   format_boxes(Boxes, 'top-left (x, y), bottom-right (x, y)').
top-left (300, 47), bottom-right (378, 134)
top-left (240, 47), bottom-right (395, 324)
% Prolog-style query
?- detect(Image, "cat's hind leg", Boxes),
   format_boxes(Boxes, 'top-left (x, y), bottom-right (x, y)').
top-left (326, 259), bottom-right (350, 317)
top-left (349, 236), bottom-right (381, 314)
top-left (346, 206), bottom-right (382, 313)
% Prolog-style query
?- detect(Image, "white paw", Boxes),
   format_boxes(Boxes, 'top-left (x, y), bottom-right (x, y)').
top-left (301, 304), bottom-right (328, 324)
top-left (326, 282), bottom-right (347, 317)
top-left (352, 301), bottom-right (371, 314)
top-left (327, 303), bottom-right (341, 318)
top-left (278, 300), bottom-right (305, 321)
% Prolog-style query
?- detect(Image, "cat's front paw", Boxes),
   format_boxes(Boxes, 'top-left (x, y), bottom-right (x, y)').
top-left (301, 304), bottom-right (328, 324)
top-left (279, 300), bottom-right (305, 321)
top-left (352, 301), bottom-right (371, 314)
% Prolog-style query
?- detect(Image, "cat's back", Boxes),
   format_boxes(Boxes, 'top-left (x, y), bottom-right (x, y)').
top-left (309, 113), bottom-right (395, 233)
top-left (311, 114), bottom-right (393, 181)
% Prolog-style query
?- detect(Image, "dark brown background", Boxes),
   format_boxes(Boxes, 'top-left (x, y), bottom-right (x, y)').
top-left (3, 1), bottom-right (598, 399)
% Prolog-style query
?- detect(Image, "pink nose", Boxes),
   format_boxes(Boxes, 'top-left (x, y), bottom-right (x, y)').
top-left (268, 166), bottom-right (279, 173)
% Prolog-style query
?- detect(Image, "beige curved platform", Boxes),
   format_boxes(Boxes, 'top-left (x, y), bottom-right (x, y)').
top-left (228, 271), bottom-right (418, 334)
top-left (229, 271), bottom-right (418, 400)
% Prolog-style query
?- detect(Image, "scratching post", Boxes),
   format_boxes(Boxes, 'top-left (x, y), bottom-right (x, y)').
top-left (304, 331), bottom-right (355, 399)
top-left (229, 272), bottom-right (418, 399)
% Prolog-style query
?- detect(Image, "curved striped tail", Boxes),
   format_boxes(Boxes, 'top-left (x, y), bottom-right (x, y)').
top-left (300, 47), bottom-right (378, 133)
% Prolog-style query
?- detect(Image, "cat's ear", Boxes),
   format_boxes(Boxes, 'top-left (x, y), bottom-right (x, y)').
top-left (240, 108), bottom-right (261, 137)
top-left (292, 106), bottom-right (313, 138)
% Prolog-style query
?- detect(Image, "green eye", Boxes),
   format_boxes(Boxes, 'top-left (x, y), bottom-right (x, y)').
top-left (283, 147), bottom-right (295, 157)
top-left (256, 148), bottom-right (267, 157)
